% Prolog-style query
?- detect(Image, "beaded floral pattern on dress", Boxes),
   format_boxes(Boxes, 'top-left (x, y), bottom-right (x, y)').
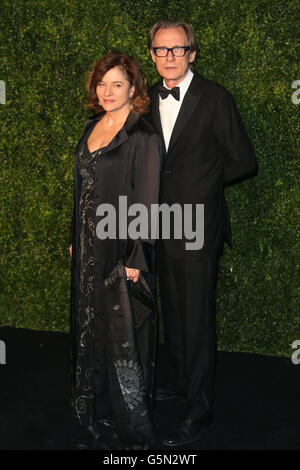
top-left (114, 359), bottom-right (146, 411)
top-left (72, 142), bottom-right (102, 424)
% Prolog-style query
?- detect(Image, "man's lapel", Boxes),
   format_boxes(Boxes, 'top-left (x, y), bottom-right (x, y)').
top-left (167, 73), bottom-right (204, 154)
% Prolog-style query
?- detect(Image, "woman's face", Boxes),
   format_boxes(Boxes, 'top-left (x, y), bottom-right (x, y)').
top-left (96, 66), bottom-right (135, 113)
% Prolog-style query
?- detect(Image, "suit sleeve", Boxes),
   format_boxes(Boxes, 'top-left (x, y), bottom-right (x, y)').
top-left (125, 132), bottom-right (162, 272)
top-left (213, 90), bottom-right (258, 184)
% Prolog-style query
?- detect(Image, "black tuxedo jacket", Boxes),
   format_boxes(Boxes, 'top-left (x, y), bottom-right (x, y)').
top-left (147, 72), bottom-right (257, 260)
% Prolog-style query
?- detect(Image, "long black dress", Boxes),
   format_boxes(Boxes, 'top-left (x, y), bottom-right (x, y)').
top-left (71, 140), bottom-right (106, 424)
top-left (69, 111), bottom-right (161, 444)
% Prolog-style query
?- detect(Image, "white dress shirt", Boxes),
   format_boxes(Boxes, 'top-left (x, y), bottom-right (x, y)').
top-left (159, 68), bottom-right (194, 152)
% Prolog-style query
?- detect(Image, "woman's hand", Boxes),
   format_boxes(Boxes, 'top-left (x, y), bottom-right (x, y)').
top-left (125, 267), bottom-right (140, 283)
top-left (69, 244), bottom-right (72, 258)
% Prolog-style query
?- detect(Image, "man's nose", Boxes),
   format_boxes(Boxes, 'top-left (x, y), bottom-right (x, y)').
top-left (166, 50), bottom-right (175, 61)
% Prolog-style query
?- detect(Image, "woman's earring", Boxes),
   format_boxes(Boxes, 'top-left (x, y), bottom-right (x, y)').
top-left (129, 98), bottom-right (133, 110)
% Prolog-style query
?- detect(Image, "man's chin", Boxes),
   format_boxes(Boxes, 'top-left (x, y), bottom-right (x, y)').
top-left (162, 73), bottom-right (179, 82)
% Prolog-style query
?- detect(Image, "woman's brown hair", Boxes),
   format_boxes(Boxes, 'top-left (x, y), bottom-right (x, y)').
top-left (86, 52), bottom-right (150, 114)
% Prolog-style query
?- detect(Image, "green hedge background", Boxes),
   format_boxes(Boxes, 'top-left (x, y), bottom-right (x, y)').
top-left (0, 0), bottom-right (299, 356)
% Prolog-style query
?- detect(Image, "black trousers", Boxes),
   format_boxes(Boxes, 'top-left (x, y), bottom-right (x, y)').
top-left (158, 246), bottom-right (220, 416)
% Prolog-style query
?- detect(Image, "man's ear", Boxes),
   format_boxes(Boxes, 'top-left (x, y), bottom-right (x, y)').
top-left (150, 49), bottom-right (157, 64)
top-left (189, 51), bottom-right (196, 63)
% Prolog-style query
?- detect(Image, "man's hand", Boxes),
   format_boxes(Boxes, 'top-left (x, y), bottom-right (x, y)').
top-left (69, 244), bottom-right (72, 258)
top-left (125, 267), bottom-right (140, 283)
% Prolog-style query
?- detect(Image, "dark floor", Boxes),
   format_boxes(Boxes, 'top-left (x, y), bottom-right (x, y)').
top-left (0, 326), bottom-right (299, 451)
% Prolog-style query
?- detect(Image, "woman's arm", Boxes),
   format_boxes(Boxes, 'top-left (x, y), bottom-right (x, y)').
top-left (125, 131), bottom-right (162, 277)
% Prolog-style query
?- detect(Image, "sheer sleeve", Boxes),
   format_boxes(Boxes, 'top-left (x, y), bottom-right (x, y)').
top-left (125, 132), bottom-right (162, 272)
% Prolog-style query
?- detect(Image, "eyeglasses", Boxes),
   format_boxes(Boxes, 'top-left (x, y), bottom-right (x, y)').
top-left (152, 46), bottom-right (191, 57)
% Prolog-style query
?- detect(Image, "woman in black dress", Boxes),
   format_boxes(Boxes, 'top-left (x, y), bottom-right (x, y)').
top-left (69, 52), bottom-right (161, 448)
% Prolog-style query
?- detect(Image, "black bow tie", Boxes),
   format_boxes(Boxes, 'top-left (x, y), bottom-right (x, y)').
top-left (159, 85), bottom-right (180, 101)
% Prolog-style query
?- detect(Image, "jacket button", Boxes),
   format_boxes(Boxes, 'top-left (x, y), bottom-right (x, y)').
top-left (164, 170), bottom-right (172, 175)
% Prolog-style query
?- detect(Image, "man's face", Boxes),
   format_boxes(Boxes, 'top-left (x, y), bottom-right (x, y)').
top-left (150, 27), bottom-right (196, 87)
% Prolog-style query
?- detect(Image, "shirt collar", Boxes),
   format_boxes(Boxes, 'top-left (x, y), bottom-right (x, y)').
top-left (163, 68), bottom-right (194, 102)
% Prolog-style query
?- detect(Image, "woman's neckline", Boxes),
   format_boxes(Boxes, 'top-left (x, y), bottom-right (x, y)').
top-left (85, 138), bottom-right (107, 155)
top-left (86, 113), bottom-right (126, 154)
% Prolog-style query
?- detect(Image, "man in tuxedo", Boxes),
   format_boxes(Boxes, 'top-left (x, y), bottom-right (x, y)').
top-left (147, 20), bottom-right (257, 447)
